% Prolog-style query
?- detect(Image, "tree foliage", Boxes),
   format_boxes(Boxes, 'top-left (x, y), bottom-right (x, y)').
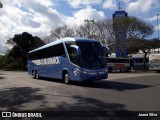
top-left (46, 17), bottom-right (156, 70)
top-left (113, 17), bottom-right (154, 57)
top-left (45, 19), bottom-right (115, 47)
top-left (6, 32), bottom-right (45, 70)
top-left (47, 17), bottom-right (154, 52)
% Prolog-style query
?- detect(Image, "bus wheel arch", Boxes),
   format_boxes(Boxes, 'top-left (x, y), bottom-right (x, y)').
top-left (62, 70), bottom-right (70, 84)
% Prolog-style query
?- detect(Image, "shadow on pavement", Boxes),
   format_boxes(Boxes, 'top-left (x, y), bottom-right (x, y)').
top-left (75, 80), bottom-right (152, 91)
top-left (36, 76), bottom-right (153, 91)
top-left (34, 95), bottom-right (130, 118)
top-left (0, 87), bottom-right (149, 120)
top-left (32, 94), bottom-right (158, 120)
top-left (37, 77), bottom-right (64, 84)
top-left (0, 76), bottom-right (4, 80)
top-left (0, 86), bottom-right (132, 119)
top-left (0, 73), bottom-right (4, 75)
top-left (0, 87), bottom-right (45, 111)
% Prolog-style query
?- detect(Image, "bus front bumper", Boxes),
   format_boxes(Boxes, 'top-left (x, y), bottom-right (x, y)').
top-left (80, 70), bottom-right (108, 82)
top-left (80, 73), bottom-right (108, 81)
top-left (71, 68), bottom-right (108, 82)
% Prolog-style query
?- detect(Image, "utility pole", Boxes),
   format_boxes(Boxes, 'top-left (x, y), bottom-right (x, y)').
top-left (117, 1), bottom-right (121, 10)
top-left (157, 14), bottom-right (159, 53)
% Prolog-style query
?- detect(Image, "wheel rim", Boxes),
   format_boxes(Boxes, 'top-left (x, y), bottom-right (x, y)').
top-left (35, 71), bottom-right (39, 79)
top-left (64, 74), bottom-right (69, 84)
top-left (33, 71), bottom-right (36, 78)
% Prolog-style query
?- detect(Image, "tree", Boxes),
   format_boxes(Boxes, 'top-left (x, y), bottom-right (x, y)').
top-left (6, 32), bottom-right (45, 70)
top-left (31, 36), bottom-right (45, 50)
top-left (48, 17), bottom-right (154, 68)
top-left (127, 17), bottom-right (153, 39)
top-left (113, 17), bottom-right (153, 57)
top-left (8, 46), bottom-right (22, 64)
top-left (49, 25), bottom-right (75, 42)
top-left (75, 19), bottom-right (98, 39)
top-left (113, 17), bottom-right (154, 69)
top-left (96, 19), bottom-right (115, 46)
top-left (126, 38), bottom-right (140, 55)
top-left (49, 19), bottom-right (114, 46)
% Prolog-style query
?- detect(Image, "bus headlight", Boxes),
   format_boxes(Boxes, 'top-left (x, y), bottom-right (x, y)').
top-left (74, 68), bottom-right (82, 74)
top-left (75, 68), bottom-right (88, 74)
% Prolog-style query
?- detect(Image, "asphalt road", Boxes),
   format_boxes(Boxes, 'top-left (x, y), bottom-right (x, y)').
top-left (0, 71), bottom-right (160, 118)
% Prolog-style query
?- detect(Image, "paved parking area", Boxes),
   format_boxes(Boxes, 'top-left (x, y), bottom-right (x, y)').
top-left (0, 71), bottom-right (160, 118)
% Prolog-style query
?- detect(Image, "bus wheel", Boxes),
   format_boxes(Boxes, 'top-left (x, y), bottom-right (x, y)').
top-left (32, 71), bottom-right (36, 79)
top-left (35, 70), bottom-right (39, 79)
top-left (64, 73), bottom-right (69, 84)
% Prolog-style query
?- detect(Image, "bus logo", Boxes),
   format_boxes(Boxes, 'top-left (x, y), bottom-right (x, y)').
top-left (33, 57), bottom-right (60, 65)
top-left (114, 64), bottom-right (125, 69)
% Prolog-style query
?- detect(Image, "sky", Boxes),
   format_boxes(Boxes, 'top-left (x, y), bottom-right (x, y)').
top-left (0, 0), bottom-right (160, 54)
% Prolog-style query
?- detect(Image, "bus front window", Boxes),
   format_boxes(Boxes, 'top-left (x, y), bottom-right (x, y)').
top-left (65, 41), bottom-right (107, 68)
top-left (77, 41), bottom-right (106, 69)
top-left (68, 47), bottom-right (80, 66)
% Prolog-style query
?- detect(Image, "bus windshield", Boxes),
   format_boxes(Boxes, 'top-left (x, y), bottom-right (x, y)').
top-left (66, 41), bottom-right (106, 69)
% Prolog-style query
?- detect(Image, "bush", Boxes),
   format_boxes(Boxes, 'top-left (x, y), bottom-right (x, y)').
top-left (0, 55), bottom-right (22, 71)
top-left (4, 62), bottom-right (22, 71)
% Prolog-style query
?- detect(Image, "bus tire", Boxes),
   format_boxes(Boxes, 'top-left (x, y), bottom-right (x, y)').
top-left (32, 70), bottom-right (36, 79)
top-left (35, 70), bottom-right (39, 79)
top-left (64, 73), bottom-right (69, 84)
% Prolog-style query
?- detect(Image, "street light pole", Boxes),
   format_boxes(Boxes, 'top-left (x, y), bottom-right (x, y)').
top-left (157, 14), bottom-right (159, 53)
top-left (157, 14), bottom-right (159, 40)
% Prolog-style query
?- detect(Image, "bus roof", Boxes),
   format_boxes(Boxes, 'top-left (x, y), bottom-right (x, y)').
top-left (29, 37), bottom-right (98, 53)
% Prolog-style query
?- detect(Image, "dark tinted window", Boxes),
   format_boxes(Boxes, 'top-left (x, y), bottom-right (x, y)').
top-left (133, 58), bottom-right (149, 63)
top-left (106, 58), bottom-right (129, 63)
top-left (28, 43), bottom-right (65, 60)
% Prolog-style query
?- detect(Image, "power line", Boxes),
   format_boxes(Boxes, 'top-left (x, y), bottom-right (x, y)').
top-left (157, 14), bottom-right (159, 53)
top-left (157, 14), bottom-right (159, 40)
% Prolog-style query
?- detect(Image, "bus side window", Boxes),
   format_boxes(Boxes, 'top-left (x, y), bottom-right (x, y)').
top-left (69, 48), bottom-right (79, 65)
top-left (54, 43), bottom-right (66, 58)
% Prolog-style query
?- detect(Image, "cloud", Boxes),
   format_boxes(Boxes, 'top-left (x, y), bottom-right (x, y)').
top-left (67, 0), bottom-right (101, 8)
top-left (0, 0), bottom-right (64, 35)
top-left (145, 15), bottom-right (158, 22)
top-left (126, 0), bottom-right (156, 13)
top-left (123, 0), bottom-right (132, 3)
top-left (0, 0), bottom-right (65, 54)
top-left (0, 0), bottom-right (105, 54)
top-left (65, 6), bottom-right (106, 26)
top-left (0, 43), bottom-right (6, 55)
top-left (154, 24), bottom-right (160, 31)
top-left (103, 0), bottom-right (117, 10)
